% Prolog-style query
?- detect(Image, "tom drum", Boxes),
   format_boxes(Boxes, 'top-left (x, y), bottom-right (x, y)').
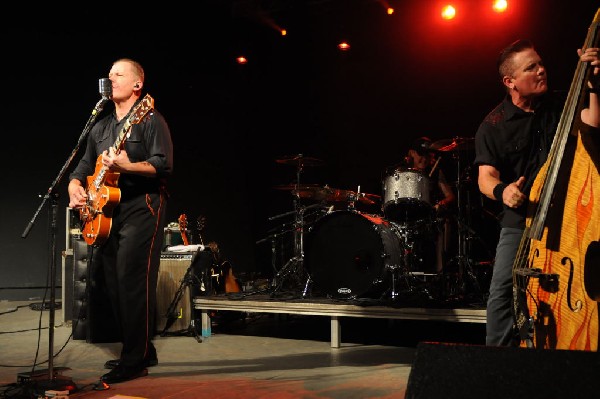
top-left (382, 169), bottom-right (433, 223)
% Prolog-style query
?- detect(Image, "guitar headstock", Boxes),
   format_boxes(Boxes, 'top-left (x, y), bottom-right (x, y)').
top-left (177, 214), bottom-right (190, 246)
top-left (196, 215), bottom-right (206, 232)
top-left (178, 214), bottom-right (188, 231)
top-left (129, 94), bottom-right (154, 125)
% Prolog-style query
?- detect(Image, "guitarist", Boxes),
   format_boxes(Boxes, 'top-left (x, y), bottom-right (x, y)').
top-left (474, 40), bottom-right (600, 347)
top-left (67, 59), bottom-right (173, 384)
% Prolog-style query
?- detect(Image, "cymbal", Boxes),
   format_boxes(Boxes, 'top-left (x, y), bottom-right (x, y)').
top-left (430, 137), bottom-right (475, 152)
top-left (273, 184), bottom-right (321, 191)
top-left (273, 185), bottom-right (331, 200)
top-left (274, 184), bottom-right (380, 205)
top-left (275, 154), bottom-right (324, 166)
top-left (329, 189), bottom-right (381, 204)
top-left (357, 192), bottom-right (381, 205)
top-left (305, 186), bottom-right (382, 204)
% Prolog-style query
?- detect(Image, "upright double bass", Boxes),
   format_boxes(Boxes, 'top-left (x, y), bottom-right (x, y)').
top-left (513, 9), bottom-right (600, 351)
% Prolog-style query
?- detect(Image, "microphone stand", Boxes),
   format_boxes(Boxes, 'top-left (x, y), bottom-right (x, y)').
top-left (20, 96), bottom-right (109, 396)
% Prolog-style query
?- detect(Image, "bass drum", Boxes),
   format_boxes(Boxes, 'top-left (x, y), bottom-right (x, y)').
top-left (304, 211), bottom-right (402, 299)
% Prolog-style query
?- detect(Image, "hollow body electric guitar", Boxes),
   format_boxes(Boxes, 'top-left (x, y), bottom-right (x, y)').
top-left (80, 94), bottom-right (155, 245)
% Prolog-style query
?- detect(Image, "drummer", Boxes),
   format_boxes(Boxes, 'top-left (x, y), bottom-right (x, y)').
top-left (405, 136), bottom-right (456, 214)
top-left (405, 136), bottom-right (456, 272)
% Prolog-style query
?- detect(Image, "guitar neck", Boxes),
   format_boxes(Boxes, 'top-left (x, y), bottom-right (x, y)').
top-left (112, 119), bottom-right (133, 155)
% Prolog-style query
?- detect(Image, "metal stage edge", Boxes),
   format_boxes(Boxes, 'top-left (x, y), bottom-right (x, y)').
top-left (193, 296), bottom-right (486, 348)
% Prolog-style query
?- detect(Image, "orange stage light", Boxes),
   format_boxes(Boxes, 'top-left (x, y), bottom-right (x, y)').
top-left (236, 56), bottom-right (248, 65)
top-left (492, 0), bottom-right (508, 13)
top-left (337, 42), bottom-right (351, 51)
top-left (441, 5), bottom-right (456, 20)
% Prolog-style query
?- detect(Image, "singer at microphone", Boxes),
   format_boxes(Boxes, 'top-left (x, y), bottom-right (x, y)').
top-left (68, 59), bottom-right (173, 384)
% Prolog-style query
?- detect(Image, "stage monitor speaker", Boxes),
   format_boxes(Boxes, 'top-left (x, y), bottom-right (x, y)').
top-left (157, 251), bottom-right (213, 334)
top-left (405, 342), bottom-right (600, 399)
top-left (71, 238), bottom-right (119, 343)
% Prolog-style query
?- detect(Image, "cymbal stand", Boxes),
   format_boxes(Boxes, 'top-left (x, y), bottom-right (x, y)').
top-left (392, 223), bottom-right (434, 301)
top-left (447, 151), bottom-right (484, 302)
top-left (271, 160), bottom-right (309, 296)
top-left (256, 217), bottom-right (295, 281)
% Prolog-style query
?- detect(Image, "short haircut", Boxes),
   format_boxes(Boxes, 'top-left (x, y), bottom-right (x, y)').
top-left (497, 39), bottom-right (534, 79)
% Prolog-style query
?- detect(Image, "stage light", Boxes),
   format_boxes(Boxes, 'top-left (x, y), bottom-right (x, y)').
top-left (236, 56), bottom-right (248, 65)
top-left (337, 42), bottom-right (351, 51)
top-left (281, 29), bottom-right (287, 36)
top-left (375, 0), bottom-right (393, 15)
top-left (492, 0), bottom-right (508, 13)
top-left (441, 5), bottom-right (456, 20)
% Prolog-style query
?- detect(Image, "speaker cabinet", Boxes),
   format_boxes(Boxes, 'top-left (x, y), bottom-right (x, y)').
top-left (157, 253), bottom-right (194, 333)
top-left (61, 248), bottom-right (73, 324)
top-left (71, 236), bottom-right (88, 340)
top-left (71, 239), bottom-right (119, 343)
top-left (405, 342), bottom-right (600, 399)
top-left (156, 251), bottom-right (213, 334)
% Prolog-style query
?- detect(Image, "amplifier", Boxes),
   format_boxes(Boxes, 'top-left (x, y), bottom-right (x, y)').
top-left (160, 251), bottom-right (195, 260)
top-left (156, 251), bottom-right (213, 334)
top-left (157, 255), bottom-right (194, 333)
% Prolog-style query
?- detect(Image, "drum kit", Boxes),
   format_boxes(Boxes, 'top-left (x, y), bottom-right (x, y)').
top-left (263, 138), bottom-right (492, 305)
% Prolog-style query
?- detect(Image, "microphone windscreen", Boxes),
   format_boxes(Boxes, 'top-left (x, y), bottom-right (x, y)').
top-left (98, 78), bottom-right (112, 99)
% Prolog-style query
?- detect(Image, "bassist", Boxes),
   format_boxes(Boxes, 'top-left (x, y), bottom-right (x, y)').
top-left (474, 39), bottom-right (600, 347)
top-left (67, 59), bottom-right (174, 383)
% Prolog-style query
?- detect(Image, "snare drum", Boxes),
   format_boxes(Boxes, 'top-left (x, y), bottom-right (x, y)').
top-left (304, 211), bottom-right (402, 299)
top-left (382, 169), bottom-right (433, 223)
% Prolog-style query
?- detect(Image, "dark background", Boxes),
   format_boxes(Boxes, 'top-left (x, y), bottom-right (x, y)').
top-left (1, 1), bottom-right (598, 299)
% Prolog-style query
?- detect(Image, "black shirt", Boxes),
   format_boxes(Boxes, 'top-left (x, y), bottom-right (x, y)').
top-left (69, 97), bottom-right (174, 200)
top-left (474, 92), bottom-right (564, 228)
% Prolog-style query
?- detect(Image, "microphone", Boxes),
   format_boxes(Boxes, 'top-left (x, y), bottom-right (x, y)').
top-left (98, 78), bottom-right (112, 100)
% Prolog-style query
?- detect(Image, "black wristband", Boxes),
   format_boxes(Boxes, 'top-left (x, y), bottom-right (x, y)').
top-left (493, 183), bottom-right (507, 202)
top-left (587, 87), bottom-right (600, 94)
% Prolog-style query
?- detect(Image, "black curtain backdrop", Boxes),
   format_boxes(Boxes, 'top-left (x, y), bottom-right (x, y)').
top-left (2, 1), bottom-right (598, 299)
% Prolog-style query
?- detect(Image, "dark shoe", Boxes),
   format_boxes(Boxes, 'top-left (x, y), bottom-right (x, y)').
top-left (101, 364), bottom-right (148, 384)
top-left (104, 357), bottom-right (158, 369)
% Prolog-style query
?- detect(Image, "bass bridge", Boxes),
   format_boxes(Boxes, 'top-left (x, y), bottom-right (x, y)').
top-left (514, 268), bottom-right (560, 293)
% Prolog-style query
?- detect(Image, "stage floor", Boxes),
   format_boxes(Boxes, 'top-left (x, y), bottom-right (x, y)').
top-left (0, 298), bottom-right (486, 398)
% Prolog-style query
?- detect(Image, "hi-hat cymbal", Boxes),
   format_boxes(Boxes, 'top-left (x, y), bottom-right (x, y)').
top-left (275, 154), bottom-right (325, 166)
top-left (430, 137), bottom-right (475, 152)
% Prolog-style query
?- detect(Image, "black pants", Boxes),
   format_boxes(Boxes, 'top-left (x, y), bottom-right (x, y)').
top-left (100, 191), bottom-right (167, 367)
